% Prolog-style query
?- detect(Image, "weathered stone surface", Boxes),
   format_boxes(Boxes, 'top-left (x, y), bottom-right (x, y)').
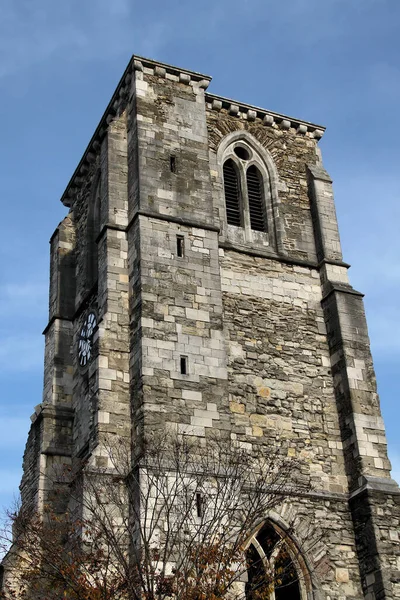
top-left (5, 55), bottom-right (400, 600)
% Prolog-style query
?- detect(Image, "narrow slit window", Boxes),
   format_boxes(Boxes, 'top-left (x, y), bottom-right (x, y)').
top-left (223, 159), bottom-right (241, 226)
top-left (170, 155), bottom-right (176, 173)
top-left (176, 235), bottom-right (184, 257)
top-left (180, 356), bottom-right (188, 375)
top-left (246, 165), bottom-right (266, 232)
top-left (196, 493), bottom-right (203, 517)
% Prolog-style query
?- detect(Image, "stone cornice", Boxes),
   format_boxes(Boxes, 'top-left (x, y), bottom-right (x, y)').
top-left (349, 475), bottom-right (400, 498)
top-left (30, 404), bottom-right (75, 425)
top-left (132, 55), bottom-right (212, 87)
top-left (321, 281), bottom-right (364, 302)
top-left (206, 92), bottom-right (326, 138)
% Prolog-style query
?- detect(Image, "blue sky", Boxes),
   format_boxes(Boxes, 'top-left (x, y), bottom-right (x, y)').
top-left (0, 0), bottom-right (399, 509)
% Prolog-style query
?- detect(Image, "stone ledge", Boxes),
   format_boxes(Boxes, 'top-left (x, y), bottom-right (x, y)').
top-left (30, 404), bottom-right (75, 424)
top-left (42, 314), bottom-right (73, 335)
top-left (128, 210), bottom-right (221, 234)
top-left (43, 286), bottom-right (99, 336)
top-left (219, 240), bottom-right (319, 270)
top-left (96, 213), bottom-right (221, 247)
top-left (307, 163), bottom-right (333, 182)
top-left (206, 92), bottom-right (326, 138)
top-left (42, 446), bottom-right (72, 457)
top-left (321, 281), bottom-right (364, 302)
top-left (318, 258), bottom-right (351, 270)
top-left (349, 475), bottom-right (400, 499)
top-left (133, 55), bottom-right (212, 88)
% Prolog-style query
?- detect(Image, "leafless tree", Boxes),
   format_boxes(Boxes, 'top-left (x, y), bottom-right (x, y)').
top-left (1, 432), bottom-right (318, 600)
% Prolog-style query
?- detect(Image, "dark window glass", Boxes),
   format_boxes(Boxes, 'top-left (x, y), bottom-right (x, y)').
top-left (274, 547), bottom-right (301, 600)
top-left (257, 523), bottom-right (280, 559)
top-left (223, 159), bottom-right (241, 226)
top-left (176, 235), bottom-right (184, 257)
top-left (246, 165), bottom-right (266, 232)
top-left (234, 146), bottom-right (250, 160)
top-left (246, 523), bottom-right (302, 600)
top-left (246, 543), bottom-right (268, 600)
top-left (196, 493), bottom-right (203, 517)
top-left (180, 356), bottom-right (188, 375)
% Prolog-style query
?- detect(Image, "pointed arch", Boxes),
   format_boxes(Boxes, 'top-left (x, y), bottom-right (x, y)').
top-left (216, 131), bottom-right (285, 253)
top-left (245, 519), bottom-right (314, 600)
top-left (216, 130), bottom-right (280, 188)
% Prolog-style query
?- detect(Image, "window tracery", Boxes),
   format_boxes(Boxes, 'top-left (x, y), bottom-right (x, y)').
top-left (246, 522), bottom-right (307, 600)
top-left (221, 137), bottom-right (276, 245)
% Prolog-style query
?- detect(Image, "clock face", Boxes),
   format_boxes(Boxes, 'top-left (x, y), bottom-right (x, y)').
top-left (78, 312), bottom-right (97, 367)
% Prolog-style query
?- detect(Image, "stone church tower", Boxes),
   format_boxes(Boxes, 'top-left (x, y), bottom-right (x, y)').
top-left (7, 56), bottom-right (400, 598)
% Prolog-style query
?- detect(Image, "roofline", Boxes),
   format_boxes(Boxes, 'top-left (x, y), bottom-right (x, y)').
top-left (60, 55), bottom-right (325, 208)
top-left (132, 54), bottom-right (212, 82)
top-left (205, 92), bottom-right (326, 132)
top-left (60, 56), bottom-right (135, 207)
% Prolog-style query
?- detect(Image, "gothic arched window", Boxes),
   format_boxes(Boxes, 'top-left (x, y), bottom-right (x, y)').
top-left (246, 522), bottom-right (306, 600)
top-left (222, 142), bottom-right (270, 238)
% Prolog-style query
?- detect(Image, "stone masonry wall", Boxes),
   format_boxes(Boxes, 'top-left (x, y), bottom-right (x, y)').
top-left (92, 112), bottom-right (131, 458)
top-left (137, 217), bottom-right (227, 439)
top-left (128, 64), bottom-right (226, 445)
top-left (220, 251), bottom-right (346, 493)
top-left (125, 64), bottom-right (366, 600)
top-left (131, 66), bottom-right (215, 226)
top-left (350, 489), bottom-right (400, 599)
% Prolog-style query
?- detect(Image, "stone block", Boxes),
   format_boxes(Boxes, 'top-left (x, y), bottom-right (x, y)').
top-left (335, 568), bottom-right (349, 583)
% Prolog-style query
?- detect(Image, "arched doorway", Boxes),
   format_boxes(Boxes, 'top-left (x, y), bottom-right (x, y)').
top-left (246, 522), bottom-right (309, 600)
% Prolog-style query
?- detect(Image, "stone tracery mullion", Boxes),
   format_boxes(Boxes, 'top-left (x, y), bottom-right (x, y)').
top-left (250, 538), bottom-right (275, 599)
top-left (269, 538), bottom-right (284, 569)
top-left (237, 159), bottom-right (251, 242)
